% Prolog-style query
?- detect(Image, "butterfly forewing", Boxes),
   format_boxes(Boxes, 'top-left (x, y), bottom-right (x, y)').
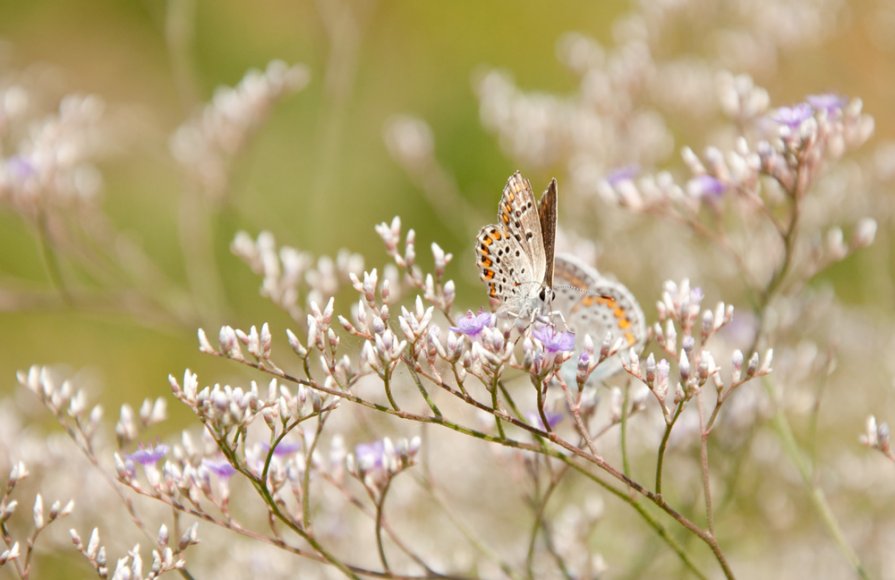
top-left (476, 173), bottom-right (544, 312)
top-left (498, 172), bottom-right (546, 287)
top-left (537, 178), bottom-right (557, 289)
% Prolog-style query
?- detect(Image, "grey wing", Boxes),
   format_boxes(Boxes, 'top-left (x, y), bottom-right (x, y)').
top-left (553, 254), bottom-right (645, 349)
top-left (538, 178), bottom-right (557, 289)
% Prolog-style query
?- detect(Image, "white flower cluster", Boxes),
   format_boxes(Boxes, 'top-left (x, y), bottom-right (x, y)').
top-left (0, 92), bottom-right (107, 211)
top-left (70, 525), bottom-right (193, 580)
top-left (625, 279), bottom-right (771, 420)
top-left (232, 230), bottom-right (365, 322)
top-left (170, 60), bottom-right (309, 200)
top-left (0, 462), bottom-right (75, 574)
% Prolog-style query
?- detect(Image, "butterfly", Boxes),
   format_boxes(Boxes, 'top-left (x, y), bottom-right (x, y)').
top-left (475, 171), bottom-right (557, 319)
top-left (552, 253), bottom-right (646, 382)
top-left (475, 172), bottom-right (645, 380)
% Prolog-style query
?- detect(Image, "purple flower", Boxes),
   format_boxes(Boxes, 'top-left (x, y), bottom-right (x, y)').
top-left (355, 440), bottom-right (386, 470)
top-left (526, 410), bottom-right (564, 430)
top-left (687, 175), bottom-right (727, 199)
top-left (202, 458), bottom-right (237, 479)
top-left (719, 310), bottom-right (757, 348)
top-left (6, 156), bottom-right (36, 180)
top-left (263, 440), bottom-right (302, 456)
top-left (450, 310), bottom-right (494, 337)
top-left (532, 325), bottom-right (576, 353)
top-left (770, 103), bottom-right (813, 129)
top-left (807, 93), bottom-right (847, 115)
top-left (127, 444), bottom-right (169, 465)
top-left (690, 287), bottom-right (704, 305)
top-left (606, 165), bottom-right (640, 186)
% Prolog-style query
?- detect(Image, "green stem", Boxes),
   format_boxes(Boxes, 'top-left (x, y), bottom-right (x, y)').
top-left (374, 478), bottom-right (393, 574)
top-left (491, 376), bottom-right (506, 439)
top-left (764, 378), bottom-right (868, 579)
top-left (621, 384), bottom-right (631, 477)
top-left (655, 403), bottom-right (684, 495)
top-left (218, 434), bottom-right (359, 579)
top-left (36, 210), bottom-right (72, 304)
top-left (535, 377), bottom-right (551, 434)
top-left (405, 362), bottom-right (442, 417)
top-left (524, 463), bottom-right (571, 577)
top-left (223, 355), bottom-right (732, 577)
top-left (302, 416), bottom-right (327, 527)
top-left (383, 369), bottom-right (399, 410)
top-left (556, 457), bottom-right (709, 580)
top-left (696, 392), bottom-right (715, 535)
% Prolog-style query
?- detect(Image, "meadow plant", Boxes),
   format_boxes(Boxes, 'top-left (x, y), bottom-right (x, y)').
top-left (2, 1), bottom-right (895, 579)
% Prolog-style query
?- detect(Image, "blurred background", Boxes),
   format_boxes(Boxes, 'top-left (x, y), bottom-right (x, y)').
top-left (1, 0), bottom-right (891, 410)
top-left (1, 0), bottom-right (894, 577)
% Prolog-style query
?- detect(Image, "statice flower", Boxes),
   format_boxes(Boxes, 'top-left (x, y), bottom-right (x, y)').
top-left (606, 164), bottom-right (640, 186)
top-left (127, 444), bottom-right (169, 466)
top-left (532, 324), bottom-right (576, 353)
top-left (807, 93), bottom-right (847, 115)
top-left (526, 410), bottom-right (564, 430)
top-left (770, 103), bottom-right (814, 129)
top-left (262, 440), bottom-right (302, 457)
top-left (201, 458), bottom-right (237, 479)
top-left (354, 440), bottom-right (387, 471)
top-left (687, 174), bottom-right (727, 199)
top-left (450, 310), bottom-right (494, 337)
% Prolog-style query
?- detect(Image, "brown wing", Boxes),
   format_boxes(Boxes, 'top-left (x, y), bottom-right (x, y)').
top-left (537, 178), bottom-right (558, 288)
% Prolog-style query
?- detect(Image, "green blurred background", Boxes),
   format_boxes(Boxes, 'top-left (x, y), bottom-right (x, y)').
top-left (2, 0), bottom-right (891, 409)
top-left (0, 1), bottom-right (651, 412)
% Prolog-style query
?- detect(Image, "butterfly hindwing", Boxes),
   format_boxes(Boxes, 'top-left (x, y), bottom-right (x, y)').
top-left (552, 254), bottom-right (645, 350)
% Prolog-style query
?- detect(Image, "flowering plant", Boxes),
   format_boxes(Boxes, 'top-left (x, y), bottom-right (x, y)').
top-left (1, 1), bottom-right (894, 578)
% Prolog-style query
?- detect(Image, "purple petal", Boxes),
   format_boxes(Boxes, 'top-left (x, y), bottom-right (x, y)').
top-left (771, 103), bottom-right (813, 129)
top-left (263, 440), bottom-right (302, 456)
top-left (450, 310), bottom-right (493, 337)
top-left (127, 444), bottom-right (169, 465)
top-left (355, 440), bottom-right (386, 469)
top-left (687, 175), bottom-right (727, 199)
top-left (202, 458), bottom-right (237, 478)
top-left (807, 93), bottom-right (846, 115)
top-left (533, 325), bottom-right (576, 353)
top-left (526, 411), bottom-right (564, 429)
top-left (606, 165), bottom-right (640, 186)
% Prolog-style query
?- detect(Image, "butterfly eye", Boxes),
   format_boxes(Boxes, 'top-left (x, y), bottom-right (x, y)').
top-left (539, 287), bottom-right (554, 303)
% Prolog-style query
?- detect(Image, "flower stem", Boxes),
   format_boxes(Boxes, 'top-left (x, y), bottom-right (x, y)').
top-left (764, 378), bottom-right (868, 579)
top-left (655, 403), bottom-right (684, 495)
top-left (374, 478), bottom-right (393, 574)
